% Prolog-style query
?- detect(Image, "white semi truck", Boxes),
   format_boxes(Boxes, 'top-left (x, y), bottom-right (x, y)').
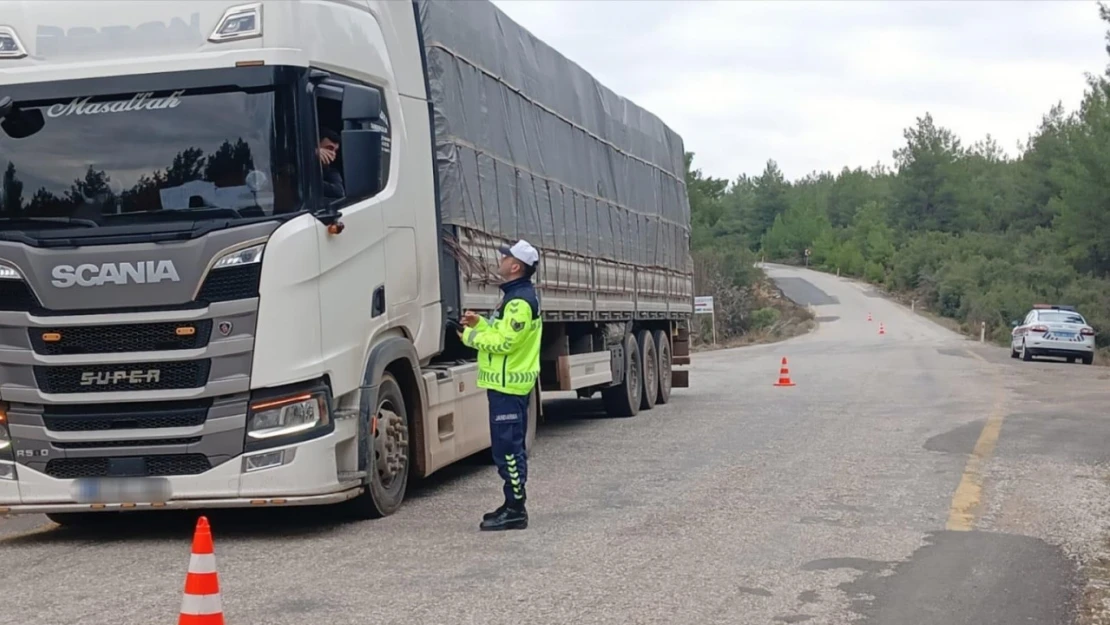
top-left (0, 0), bottom-right (693, 525)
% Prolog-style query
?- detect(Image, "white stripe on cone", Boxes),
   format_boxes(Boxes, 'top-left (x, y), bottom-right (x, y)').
top-left (180, 593), bottom-right (223, 615)
top-left (188, 553), bottom-right (217, 574)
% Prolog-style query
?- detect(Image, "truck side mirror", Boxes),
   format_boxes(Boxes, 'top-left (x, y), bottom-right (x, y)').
top-left (332, 84), bottom-right (385, 200)
top-left (341, 84), bottom-right (381, 123)
top-left (340, 128), bottom-right (383, 200)
top-left (0, 98), bottom-right (44, 139)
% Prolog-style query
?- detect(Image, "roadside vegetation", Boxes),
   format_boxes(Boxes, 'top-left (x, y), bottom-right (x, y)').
top-left (686, 156), bottom-right (815, 349)
top-left (687, 3), bottom-right (1110, 360)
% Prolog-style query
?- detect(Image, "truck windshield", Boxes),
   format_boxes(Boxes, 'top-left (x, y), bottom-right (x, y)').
top-left (0, 82), bottom-right (301, 233)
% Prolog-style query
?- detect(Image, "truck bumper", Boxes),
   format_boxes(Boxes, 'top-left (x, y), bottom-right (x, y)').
top-left (0, 418), bottom-right (362, 515)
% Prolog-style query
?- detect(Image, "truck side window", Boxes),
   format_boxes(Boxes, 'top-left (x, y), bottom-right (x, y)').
top-left (312, 73), bottom-right (391, 209)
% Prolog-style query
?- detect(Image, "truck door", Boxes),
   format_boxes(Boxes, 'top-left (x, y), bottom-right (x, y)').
top-left (312, 75), bottom-right (393, 395)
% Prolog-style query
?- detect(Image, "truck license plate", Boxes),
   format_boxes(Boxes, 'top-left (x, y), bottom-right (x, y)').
top-left (71, 477), bottom-right (172, 504)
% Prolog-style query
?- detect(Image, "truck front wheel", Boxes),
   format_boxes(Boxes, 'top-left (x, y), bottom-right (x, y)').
top-left (348, 372), bottom-right (410, 519)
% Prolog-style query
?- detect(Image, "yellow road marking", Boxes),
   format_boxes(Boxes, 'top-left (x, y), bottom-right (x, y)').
top-left (946, 349), bottom-right (1007, 531)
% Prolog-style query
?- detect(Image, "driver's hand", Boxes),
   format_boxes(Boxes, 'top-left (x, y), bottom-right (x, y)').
top-left (317, 147), bottom-right (336, 165)
top-left (461, 311), bottom-right (480, 328)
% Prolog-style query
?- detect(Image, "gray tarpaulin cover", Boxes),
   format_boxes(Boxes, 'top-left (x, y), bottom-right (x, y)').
top-left (414, 0), bottom-right (691, 273)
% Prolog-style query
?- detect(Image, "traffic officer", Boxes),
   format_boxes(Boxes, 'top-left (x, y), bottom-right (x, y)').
top-left (459, 239), bottom-right (542, 531)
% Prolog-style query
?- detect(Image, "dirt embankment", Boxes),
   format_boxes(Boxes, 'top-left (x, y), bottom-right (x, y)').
top-left (691, 274), bottom-right (816, 352)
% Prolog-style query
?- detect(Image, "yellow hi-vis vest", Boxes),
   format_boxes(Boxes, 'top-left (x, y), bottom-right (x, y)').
top-left (461, 297), bottom-right (542, 396)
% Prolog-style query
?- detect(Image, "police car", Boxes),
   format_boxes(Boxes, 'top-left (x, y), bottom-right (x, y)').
top-left (1010, 304), bottom-right (1096, 364)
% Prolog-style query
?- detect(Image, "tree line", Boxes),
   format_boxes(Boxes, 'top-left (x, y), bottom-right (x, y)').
top-left (686, 4), bottom-right (1110, 352)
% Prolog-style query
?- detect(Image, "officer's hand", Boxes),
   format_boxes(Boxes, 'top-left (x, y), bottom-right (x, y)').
top-left (461, 311), bottom-right (480, 328)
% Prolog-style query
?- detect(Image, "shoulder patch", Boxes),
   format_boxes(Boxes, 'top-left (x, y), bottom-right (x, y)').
top-left (510, 319), bottom-right (525, 332)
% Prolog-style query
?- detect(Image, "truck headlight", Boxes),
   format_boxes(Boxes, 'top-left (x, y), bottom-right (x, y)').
top-left (247, 393), bottom-right (329, 441)
top-left (212, 243), bottom-right (264, 270)
top-left (0, 262), bottom-right (23, 281)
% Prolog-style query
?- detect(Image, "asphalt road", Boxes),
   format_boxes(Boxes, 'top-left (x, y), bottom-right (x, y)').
top-left (3, 264), bottom-right (1110, 625)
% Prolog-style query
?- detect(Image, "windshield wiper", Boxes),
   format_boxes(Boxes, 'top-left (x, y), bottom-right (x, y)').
top-left (0, 217), bottom-right (98, 229)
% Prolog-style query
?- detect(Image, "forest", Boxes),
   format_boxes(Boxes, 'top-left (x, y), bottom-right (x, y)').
top-left (686, 4), bottom-right (1110, 357)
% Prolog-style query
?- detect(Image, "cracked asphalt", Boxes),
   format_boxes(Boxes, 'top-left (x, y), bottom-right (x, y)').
top-left (3, 263), bottom-right (1110, 625)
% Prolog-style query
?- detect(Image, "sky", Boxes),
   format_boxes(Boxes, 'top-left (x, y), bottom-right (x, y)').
top-left (489, 0), bottom-right (1109, 182)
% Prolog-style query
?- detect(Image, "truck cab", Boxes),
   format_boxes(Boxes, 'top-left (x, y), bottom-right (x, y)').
top-left (0, 0), bottom-right (446, 522)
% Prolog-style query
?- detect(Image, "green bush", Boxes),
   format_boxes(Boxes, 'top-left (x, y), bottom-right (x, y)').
top-left (750, 307), bottom-right (780, 331)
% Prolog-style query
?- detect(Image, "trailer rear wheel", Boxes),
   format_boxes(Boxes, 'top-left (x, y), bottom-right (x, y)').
top-left (602, 332), bottom-right (642, 418)
top-left (638, 329), bottom-right (658, 411)
top-left (347, 372), bottom-right (410, 519)
top-left (653, 328), bottom-right (673, 405)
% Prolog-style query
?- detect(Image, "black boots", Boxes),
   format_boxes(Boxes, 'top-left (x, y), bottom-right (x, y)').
top-left (480, 500), bottom-right (528, 531)
top-left (482, 502), bottom-right (508, 521)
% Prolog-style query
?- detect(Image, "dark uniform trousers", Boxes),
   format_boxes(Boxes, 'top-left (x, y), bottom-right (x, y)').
top-left (488, 389), bottom-right (529, 503)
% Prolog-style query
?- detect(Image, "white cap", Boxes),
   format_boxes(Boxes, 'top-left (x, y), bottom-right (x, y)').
top-left (500, 239), bottom-right (539, 267)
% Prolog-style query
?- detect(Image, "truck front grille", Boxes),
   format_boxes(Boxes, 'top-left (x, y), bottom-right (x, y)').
top-left (44, 454), bottom-right (212, 479)
top-left (0, 262), bottom-right (258, 316)
top-left (197, 264), bottom-right (261, 303)
top-left (34, 360), bottom-right (211, 394)
top-left (53, 437), bottom-right (202, 449)
top-left (30, 320), bottom-right (214, 355)
top-left (42, 400), bottom-right (211, 432)
top-left (0, 280), bottom-right (37, 312)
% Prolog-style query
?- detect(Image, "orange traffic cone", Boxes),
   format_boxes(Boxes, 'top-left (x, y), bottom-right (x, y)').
top-left (878, 322), bottom-right (885, 335)
top-left (179, 516), bottom-right (225, 625)
top-left (773, 356), bottom-right (796, 387)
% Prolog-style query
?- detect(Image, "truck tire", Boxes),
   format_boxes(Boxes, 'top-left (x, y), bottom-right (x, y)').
top-left (347, 372), bottom-right (410, 519)
top-left (653, 328), bottom-right (673, 405)
top-left (638, 329), bottom-right (658, 411)
top-left (601, 332), bottom-right (642, 418)
top-left (1083, 354), bottom-right (1094, 365)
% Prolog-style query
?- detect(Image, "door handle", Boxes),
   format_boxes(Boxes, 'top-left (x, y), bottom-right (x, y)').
top-left (372, 285), bottom-right (385, 318)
